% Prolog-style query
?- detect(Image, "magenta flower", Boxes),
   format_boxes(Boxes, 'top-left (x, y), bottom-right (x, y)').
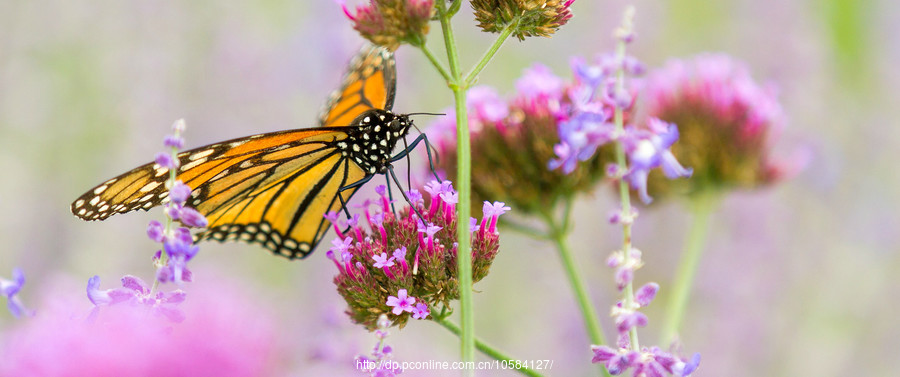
top-left (372, 253), bottom-right (395, 269)
top-left (327, 179), bottom-right (503, 329)
top-left (411, 303), bottom-right (430, 320)
top-left (385, 289), bottom-right (416, 315)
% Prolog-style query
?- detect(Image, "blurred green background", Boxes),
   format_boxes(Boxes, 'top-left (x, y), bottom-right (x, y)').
top-left (1, 1), bottom-right (898, 376)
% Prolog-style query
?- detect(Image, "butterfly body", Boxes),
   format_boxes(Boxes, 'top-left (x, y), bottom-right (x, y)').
top-left (334, 109), bottom-right (412, 175)
top-left (71, 46), bottom-right (417, 260)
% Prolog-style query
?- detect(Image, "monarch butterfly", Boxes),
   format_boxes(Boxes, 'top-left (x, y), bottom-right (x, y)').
top-left (71, 45), bottom-right (430, 259)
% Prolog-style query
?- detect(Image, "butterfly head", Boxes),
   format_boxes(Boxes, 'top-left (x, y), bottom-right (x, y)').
top-left (344, 109), bottom-right (414, 175)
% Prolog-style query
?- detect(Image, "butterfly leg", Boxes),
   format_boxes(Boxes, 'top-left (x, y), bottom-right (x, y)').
top-left (386, 165), bottom-right (429, 225)
top-left (338, 174), bottom-right (375, 220)
top-left (383, 171), bottom-right (398, 215)
top-left (390, 133), bottom-right (441, 182)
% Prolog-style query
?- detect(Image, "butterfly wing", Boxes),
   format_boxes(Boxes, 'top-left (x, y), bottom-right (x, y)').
top-left (318, 45), bottom-right (396, 128)
top-left (71, 45), bottom-right (399, 259)
top-left (71, 128), bottom-right (367, 259)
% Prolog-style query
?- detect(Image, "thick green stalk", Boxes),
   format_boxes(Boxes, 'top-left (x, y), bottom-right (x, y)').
top-left (436, 318), bottom-right (547, 377)
top-left (435, 2), bottom-right (475, 370)
top-left (661, 191), bottom-right (718, 345)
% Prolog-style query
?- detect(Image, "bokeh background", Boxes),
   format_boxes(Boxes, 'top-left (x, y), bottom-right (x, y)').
top-left (1, 1), bottom-right (898, 376)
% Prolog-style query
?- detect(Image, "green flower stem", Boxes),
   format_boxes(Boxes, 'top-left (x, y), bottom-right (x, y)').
top-left (539, 208), bottom-right (611, 377)
top-left (539, 209), bottom-right (607, 348)
top-left (498, 218), bottom-right (550, 240)
top-left (436, 318), bottom-right (547, 377)
top-left (464, 22), bottom-right (516, 87)
top-left (447, 0), bottom-right (462, 17)
top-left (415, 42), bottom-right (451, 83)
top-left (661, 190), bottom-right (719, 345)
top-left (611, 6), bottom-right (640, 352)
top-left (436, 2), bottom-right (475, 370)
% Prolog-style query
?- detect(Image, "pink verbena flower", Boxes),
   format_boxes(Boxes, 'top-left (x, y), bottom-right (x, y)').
top-left (642, 53), bottom-right (804, 198)
top-left (325, 181), bottom-right (504, 329)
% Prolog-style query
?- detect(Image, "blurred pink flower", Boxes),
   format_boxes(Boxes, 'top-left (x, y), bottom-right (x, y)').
top-left (0, 275), bottom-right (280, 376)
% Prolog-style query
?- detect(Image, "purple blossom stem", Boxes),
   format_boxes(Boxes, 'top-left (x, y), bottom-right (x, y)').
top-left (152, 119), bottom-right (186, 295)
top-left (661, 190), bottom-right (719, 345)
top-left (611, 7), bottom-right (641, 352)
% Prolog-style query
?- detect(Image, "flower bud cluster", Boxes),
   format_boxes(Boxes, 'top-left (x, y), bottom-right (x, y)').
top-left (342, 0), bottom-right (435, 50)
top-left (471, 0), bottom-right (575, 40)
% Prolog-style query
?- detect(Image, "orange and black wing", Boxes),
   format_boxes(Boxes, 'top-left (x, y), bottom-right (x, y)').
top-left (71, 128), bottom-right (367, 259)
top-left (318, 45), bottom-right (396, 128)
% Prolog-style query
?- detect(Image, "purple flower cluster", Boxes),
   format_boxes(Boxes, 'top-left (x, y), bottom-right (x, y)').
top-left (86, 119), bottom-right (207, 320)
top-left (592, 344), bottom-right (700, 377)
top-left (549, 53), bottom-right (692, 203)
top-left (355, 315), bottom-right (403, 376)
top-left (1, 268), bottom-right (32, 318)
top-left (593, 251), bottom-right (701, 376)
top-left (326, 180), bottom-right (506, 329)
top-left (147, 120), bottom-right (208, 284)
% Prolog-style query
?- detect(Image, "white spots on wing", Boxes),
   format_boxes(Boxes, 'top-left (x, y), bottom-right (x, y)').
top-left (139, 194), bottom-right (154, 202)
top-left (352, 144), bottom-right (361, 152)
top-left (364, 116), bottom-right (370, 123)
top-left (74, 199), bottom-right (85, 208)
top-left (211, 170), bottom-right (228, 181)
top-left (78, 208), bottom-right (86, 216)
top-left (98, 204), bottom-right (109, 212)
top-left (239, 160), bottom-right (254, 169)
top-left (139, 181), bottom-right (161, 192)
top-left (181, 159), bottom-right (205, 171)
top-left (374, 125), bottom-right (381, 132)
top-left (105, 178), bottom-right (118, 185)
top-left (379, 139), bottom-right (387, 147)
top-left (230, 141), bottom-right (247, 148)
top-left (89, 196), bottom-right (100, 206)
top-left (299, 243), bottom-right (310, 252)
top-left (154, 167), bottom-right (169, 177)
top-left (190, 149), bottom-right (215, 161)
top-left (93, 185), bottom-right (107, 195)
